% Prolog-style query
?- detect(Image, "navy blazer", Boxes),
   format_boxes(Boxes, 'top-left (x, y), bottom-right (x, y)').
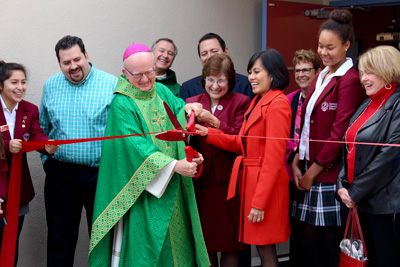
top-left (187, 92), bottom-right (250, 185)
top-left (300, 68), bottom-right (365, 183)
top-left (180, 73), bottom-right (255, 101)
top-left (0, 100), bottom-right (50, 210)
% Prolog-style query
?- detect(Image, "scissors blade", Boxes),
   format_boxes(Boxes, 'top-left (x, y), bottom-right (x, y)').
top-left (163, 101), bottom-right (184, 131)
top-left (155, 130), bottom-right (187, 142)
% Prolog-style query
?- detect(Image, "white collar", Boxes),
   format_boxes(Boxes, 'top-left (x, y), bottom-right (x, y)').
top-left (156, 73), bottom-right (167, 80)
top-left (0, 95), bottom-right (19, 113)
top-left (320, 57), bottom-right (353, 78)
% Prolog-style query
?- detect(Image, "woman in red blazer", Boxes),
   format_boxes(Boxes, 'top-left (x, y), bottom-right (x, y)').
top-left (291, 10), bottom-right (365, 267)
top-left (187, 54), bottom-right (251, 266)
top-left (196, 49), bottom-right (291, 267)
top-left (0, 61), bottom-right (58, 263)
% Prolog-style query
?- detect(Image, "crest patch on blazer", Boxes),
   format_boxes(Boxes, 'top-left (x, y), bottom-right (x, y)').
top-left (321, 101), bottom-right (329, 112)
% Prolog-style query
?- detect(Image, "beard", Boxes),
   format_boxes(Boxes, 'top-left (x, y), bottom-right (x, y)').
top-left (69, 68), bottom-right (85, 84)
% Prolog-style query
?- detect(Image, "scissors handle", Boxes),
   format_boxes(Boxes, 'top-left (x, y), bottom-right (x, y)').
top-left (184, 146), bottom-right (203, 179)
top-left (186, 111), bottom-right (197, 133)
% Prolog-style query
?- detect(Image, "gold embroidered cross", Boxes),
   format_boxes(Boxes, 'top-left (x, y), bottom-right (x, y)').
top-left (151, 110), bottom-right (167, 130)
top-left (151, 110), bottom-right (171, 148)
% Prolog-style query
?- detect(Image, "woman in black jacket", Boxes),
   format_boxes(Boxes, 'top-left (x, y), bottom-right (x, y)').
top-left (337, 45), bottom-right (400, 267)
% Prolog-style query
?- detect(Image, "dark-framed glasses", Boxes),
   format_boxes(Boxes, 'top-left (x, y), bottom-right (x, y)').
top-left (294, 68), bottom-right (313, 75)
top-left (125, 67), bottom-right (155, 80)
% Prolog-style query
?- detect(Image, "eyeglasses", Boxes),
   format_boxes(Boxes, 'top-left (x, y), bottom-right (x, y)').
top-left (125, 67), bottom-right (155, 80)
top-left (294, 68), bottom-right (313, 75)
top-left (205, 77), bottom-right (227, 86)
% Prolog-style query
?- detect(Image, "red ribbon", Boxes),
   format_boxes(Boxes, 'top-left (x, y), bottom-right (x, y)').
top-left (0, 132), bottom-right (155, 267)
top-left (0, 152), bottom-right (22, 267)
top-left (0, 130), bottom-right (398, 267)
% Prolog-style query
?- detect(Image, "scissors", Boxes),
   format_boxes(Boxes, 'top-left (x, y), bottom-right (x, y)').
top-left (155, 101), bottom-right (203, 178)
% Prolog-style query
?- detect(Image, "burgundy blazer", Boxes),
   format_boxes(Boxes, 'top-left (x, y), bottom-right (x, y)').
top-left (300, 68), bottom-right (365, 183)
top-left (0, 100), bottom-right (50, 217)
top-left (0, 150), bottom-right (8, 207)
top-left (186, 92), bottom-right (251, 185)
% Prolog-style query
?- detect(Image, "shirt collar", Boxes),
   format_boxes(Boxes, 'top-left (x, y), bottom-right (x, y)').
top-left (156, 72), bottom-right (167, 80)
top-left (0, 95), bottom-right (19, 113)
top-left (320, 57), bottom-right (353, 78)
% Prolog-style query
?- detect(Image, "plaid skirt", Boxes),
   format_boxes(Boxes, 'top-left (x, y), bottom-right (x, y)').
top-left (290, 161), bottom-right (347, 227)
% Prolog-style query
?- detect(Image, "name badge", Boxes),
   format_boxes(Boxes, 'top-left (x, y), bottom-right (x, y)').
top-left (0, 125), bottom-right (9, 132)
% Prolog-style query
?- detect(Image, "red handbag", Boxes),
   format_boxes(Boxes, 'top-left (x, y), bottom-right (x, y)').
top-left (339, 207), bottom-right (368, 267)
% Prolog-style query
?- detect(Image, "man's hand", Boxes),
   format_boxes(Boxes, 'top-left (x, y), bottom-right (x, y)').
top-left (173, 159), bottom-right (198, 177)
top-left (191, 152), bottom-right (204, 166)
top-left (9, 139), bottom-right (22, 154)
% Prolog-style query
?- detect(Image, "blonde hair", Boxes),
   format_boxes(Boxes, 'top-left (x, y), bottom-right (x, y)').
top-left (358, 45), bottom-right (400, 84)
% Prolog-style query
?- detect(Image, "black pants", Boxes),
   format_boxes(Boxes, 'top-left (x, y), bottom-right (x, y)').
top-left (0, 215), bottom-right (25, 267)
top-left (44, 158), bottom-right (98, 267)
top-left (297, 222), bottom-right (345, 267)
top-left (359, 211), bottom-right (400, 267)
top-left (288, 181), bottom-right (303, 267)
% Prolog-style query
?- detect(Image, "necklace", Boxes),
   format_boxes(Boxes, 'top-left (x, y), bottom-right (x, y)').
top-left (346, 99), bottom-right (385, 153)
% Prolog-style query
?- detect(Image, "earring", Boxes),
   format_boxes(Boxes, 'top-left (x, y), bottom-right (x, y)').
top-left (271, 77), bottom-right (273, 82)
top-left (385, 83), bottom-right (392, 90)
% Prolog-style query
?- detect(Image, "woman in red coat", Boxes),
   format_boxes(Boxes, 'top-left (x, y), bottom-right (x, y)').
top-left (0, 61), bottom-right (58, 264)
top-left (196, 49), bottom-right (291, 267)
top-left (187, 54), bottom-right (251, 267)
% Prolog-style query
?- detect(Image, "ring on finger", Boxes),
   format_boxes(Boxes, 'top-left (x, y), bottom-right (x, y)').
top-left (257, 218), bottom-right (261, 222)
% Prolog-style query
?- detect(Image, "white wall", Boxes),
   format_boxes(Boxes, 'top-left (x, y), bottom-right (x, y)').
top-left (0, 0), bottom-right (263, 266)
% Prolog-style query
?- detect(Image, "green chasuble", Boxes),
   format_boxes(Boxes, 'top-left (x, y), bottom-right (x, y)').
top-left (88, 75), bottom-right (210, 267)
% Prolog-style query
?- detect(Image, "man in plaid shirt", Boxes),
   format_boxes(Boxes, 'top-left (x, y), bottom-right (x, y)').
top-left (39, 35), bottom-right (117, 267)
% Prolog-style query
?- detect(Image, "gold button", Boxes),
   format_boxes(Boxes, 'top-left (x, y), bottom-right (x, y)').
top-left (310, 120), bottom-right (315, 124)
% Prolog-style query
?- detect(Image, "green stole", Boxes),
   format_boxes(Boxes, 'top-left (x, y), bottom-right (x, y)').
top-left (88, 75), bottom-right (209, 267)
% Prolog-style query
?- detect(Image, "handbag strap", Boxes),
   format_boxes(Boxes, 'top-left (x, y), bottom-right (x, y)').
top-left (343, 208), bottom-right (352, 239)
top-left (353, 207), bottom-right (368, 258)
top-left (351, 209), bottom-right (359, 240)
top-left (343, 208), bottom-right (369, 259)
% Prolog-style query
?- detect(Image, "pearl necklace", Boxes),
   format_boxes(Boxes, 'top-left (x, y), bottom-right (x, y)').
top-left (346, 98), bottom-right (385, 154)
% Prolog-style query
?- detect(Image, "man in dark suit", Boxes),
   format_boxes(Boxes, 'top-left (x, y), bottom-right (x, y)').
top-left (180, 33), bottom-right (255, 101)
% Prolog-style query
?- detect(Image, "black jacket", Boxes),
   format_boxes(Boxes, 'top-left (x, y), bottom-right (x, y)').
top-left (337, 85), bottom-right (400, 215)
